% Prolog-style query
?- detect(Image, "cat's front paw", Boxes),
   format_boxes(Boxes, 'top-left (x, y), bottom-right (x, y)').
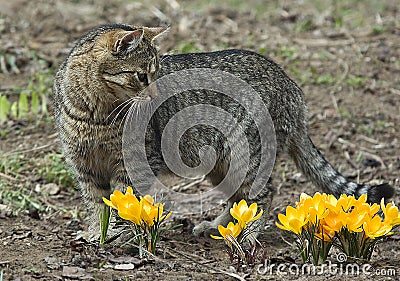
top-left (192, 221), bottom-right (219, 237)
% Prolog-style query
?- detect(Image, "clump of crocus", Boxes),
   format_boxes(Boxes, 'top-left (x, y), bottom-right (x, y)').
top-left (211, 199), bottom-right (264, 268)
top-left (276, 193), bottom-right (333, 264)
top-left (276, 192), bottom-right (400, 265)
top-left (101, 186), bottom-right (172, 256)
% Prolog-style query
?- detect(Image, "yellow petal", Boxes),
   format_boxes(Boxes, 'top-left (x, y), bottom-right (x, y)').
top-left (237, 199), bottom-right (249, 214)
top-left (299, 193), bottom-right (312, 202)
top-left (232, 223), bottom-right (242, 237)
top-left (217, 224), bottom-right (228, 237)
top-left (110, 190), bottom-right (125, 206)
top-left (277, 213), bottom-right (290, 226)
top-left (126, 186), bottom-right (134, 195)
top-left (251, 209), bottom-right (263, 222)
top-left (210, 234), bottom-right (224, 240)
top-left (142, 194), bottom-right (155, 205)
top-left (276, 221), bottom-right (290, 231)
top-left (249, 203), bottom-right (258, 215)
top-left (286, 206), bottom-right (298, 220)
top-left (380, 197), bottom-right (386, 212)
top-left (289, 220), bottom-right (303, 235)
top-left (230, 208), bottom-right (240, 220)
top-left (118, 210), bottom-right (142, 225)
top-left (358, 193), bottom-right (367, 204)
top-left (241, 210), bottom-right (253, 223)
top-left (102, 197), bottom-right (117, 210)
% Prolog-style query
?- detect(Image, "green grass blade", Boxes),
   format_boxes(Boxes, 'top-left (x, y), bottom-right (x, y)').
top-left (99, 204), bottom-right (111, 244)
top-left (0, 95), bottom-right (11, 122)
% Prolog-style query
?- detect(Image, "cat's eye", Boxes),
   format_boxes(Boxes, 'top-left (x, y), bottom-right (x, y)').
top-left (137, 72), bottom-right (148, 85)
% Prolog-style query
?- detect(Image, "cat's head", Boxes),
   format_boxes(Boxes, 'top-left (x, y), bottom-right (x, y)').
top-left (88, 25), bottom-right (168, 100)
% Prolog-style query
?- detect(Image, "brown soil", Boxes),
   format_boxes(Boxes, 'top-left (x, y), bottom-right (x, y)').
top-left (0, 0), bottom-right (399, 280)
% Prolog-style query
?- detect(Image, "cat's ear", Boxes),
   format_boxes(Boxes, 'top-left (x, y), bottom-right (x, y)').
top-left (143, 26), bottom-right (170, 43)
top-left (113, 29), bottom-right (144, 54)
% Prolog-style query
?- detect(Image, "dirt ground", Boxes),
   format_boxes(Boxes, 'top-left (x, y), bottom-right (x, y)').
top-left (0, 0), bottom-right (399, 280)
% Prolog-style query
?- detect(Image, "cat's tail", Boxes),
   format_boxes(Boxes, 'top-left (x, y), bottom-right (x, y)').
top-left (288, 134), bottom-right (394, 203)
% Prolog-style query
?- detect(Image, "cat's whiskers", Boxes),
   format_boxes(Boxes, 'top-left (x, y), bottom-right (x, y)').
top-left (109, 95), bottom-right (149, 126)
top-left (120, 100), bottom-right (137, 131)
top-left (118, 98), bottom-right (150, 131)
top-left (106, 97), bottom-right (135, 124)
top-left (109, 99), bottom-right (136, 127)
top-left (129, 99), bottom-right (144, 122)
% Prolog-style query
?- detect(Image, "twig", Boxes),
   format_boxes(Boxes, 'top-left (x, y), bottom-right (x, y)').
top-left (47, 132), bottom-right (59, 139)
top-left (344, 151), bottom-right (357, 170)
top-left (150, 6), bottom-right (169, 22)
top-left (3, 143), bottom-right (56, 157)
top-left (357, 134), bottom-right (380, 145)
top-left (293, 38), bottom-right (353, 47)
top-left (390, 88), bottom-right (400, 95)
top-left (165, 0), bottom-right (180, 10)
top-left (329, 92), bottom-right (339, 114)
top-left (36, 196), bottom-right (66, 211)
top-left (167, 247), bottom-right (247, 281)
top-left (337, 138), bottom-right (378, 154)
top-left (0, 172), bottom-right (17, 182)
top-left (329, 59), bottom-right (349, 114)
top-left (167, 247), bottom-right (213, 264)
top-left (337, 138), bottom-right (387, 168)
top-left (279, 233), bottom-right (294, 248)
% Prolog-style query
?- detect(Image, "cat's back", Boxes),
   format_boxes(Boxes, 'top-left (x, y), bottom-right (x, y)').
top-left (160, 49), bottom-right (298, 91)
top-left (159, 49), bottom-right (307, 133)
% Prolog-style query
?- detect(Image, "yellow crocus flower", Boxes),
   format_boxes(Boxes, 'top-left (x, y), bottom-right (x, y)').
top-left (103, 189), bottom-right (124, 210)
top-left (103, 186), bottom-right (142, 225)
top-left (117, 200), bottom-right (142, 225)
top-left (339, 208), bottom-right (365, 233)
top-left (230, 199), bottom-right (263, 229)
top-left (381, 199), bottom-right (400, 227)
top-left (302, 193), bottom-right (329, 224)
top-left (328, 194), bottom-right (357, 214)
top-left (140, 195), bottom-right (158, 226)
top-left (102, 186), bottom-right (137, 210)
top-left (276, 205), bottom-right (308, 235)
top-left (140, 195), bottom-right (172, 227)
top-left (354, 202), bottom-right (380, 219)
top-left (322, 210), bottom-right (343, 233)
top-left (363, 215), bottom-right (393, 239)
top-left (210, 222), bottom-right (242, 246)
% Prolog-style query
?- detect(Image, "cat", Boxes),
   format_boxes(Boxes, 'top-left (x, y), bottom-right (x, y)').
top-left (53, 23), bottom-right (394, 239)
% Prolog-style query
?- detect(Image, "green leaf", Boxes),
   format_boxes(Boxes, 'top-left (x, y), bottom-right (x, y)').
top-left (10, 101), bottom-right (18, 117)
top-left (0, 95), bottom-right (11, 121)
top-left (41, 93), bottom-right (47, 115)
top-left (31, 92), bottom-right (39, 115)
top-left (18, 93), bottom-right (29, 118)
top-left (99, 204), bottom-right (111, 244)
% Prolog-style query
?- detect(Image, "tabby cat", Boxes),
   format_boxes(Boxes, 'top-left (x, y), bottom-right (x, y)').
top-left (53, 23), bottom-right (393, 238)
